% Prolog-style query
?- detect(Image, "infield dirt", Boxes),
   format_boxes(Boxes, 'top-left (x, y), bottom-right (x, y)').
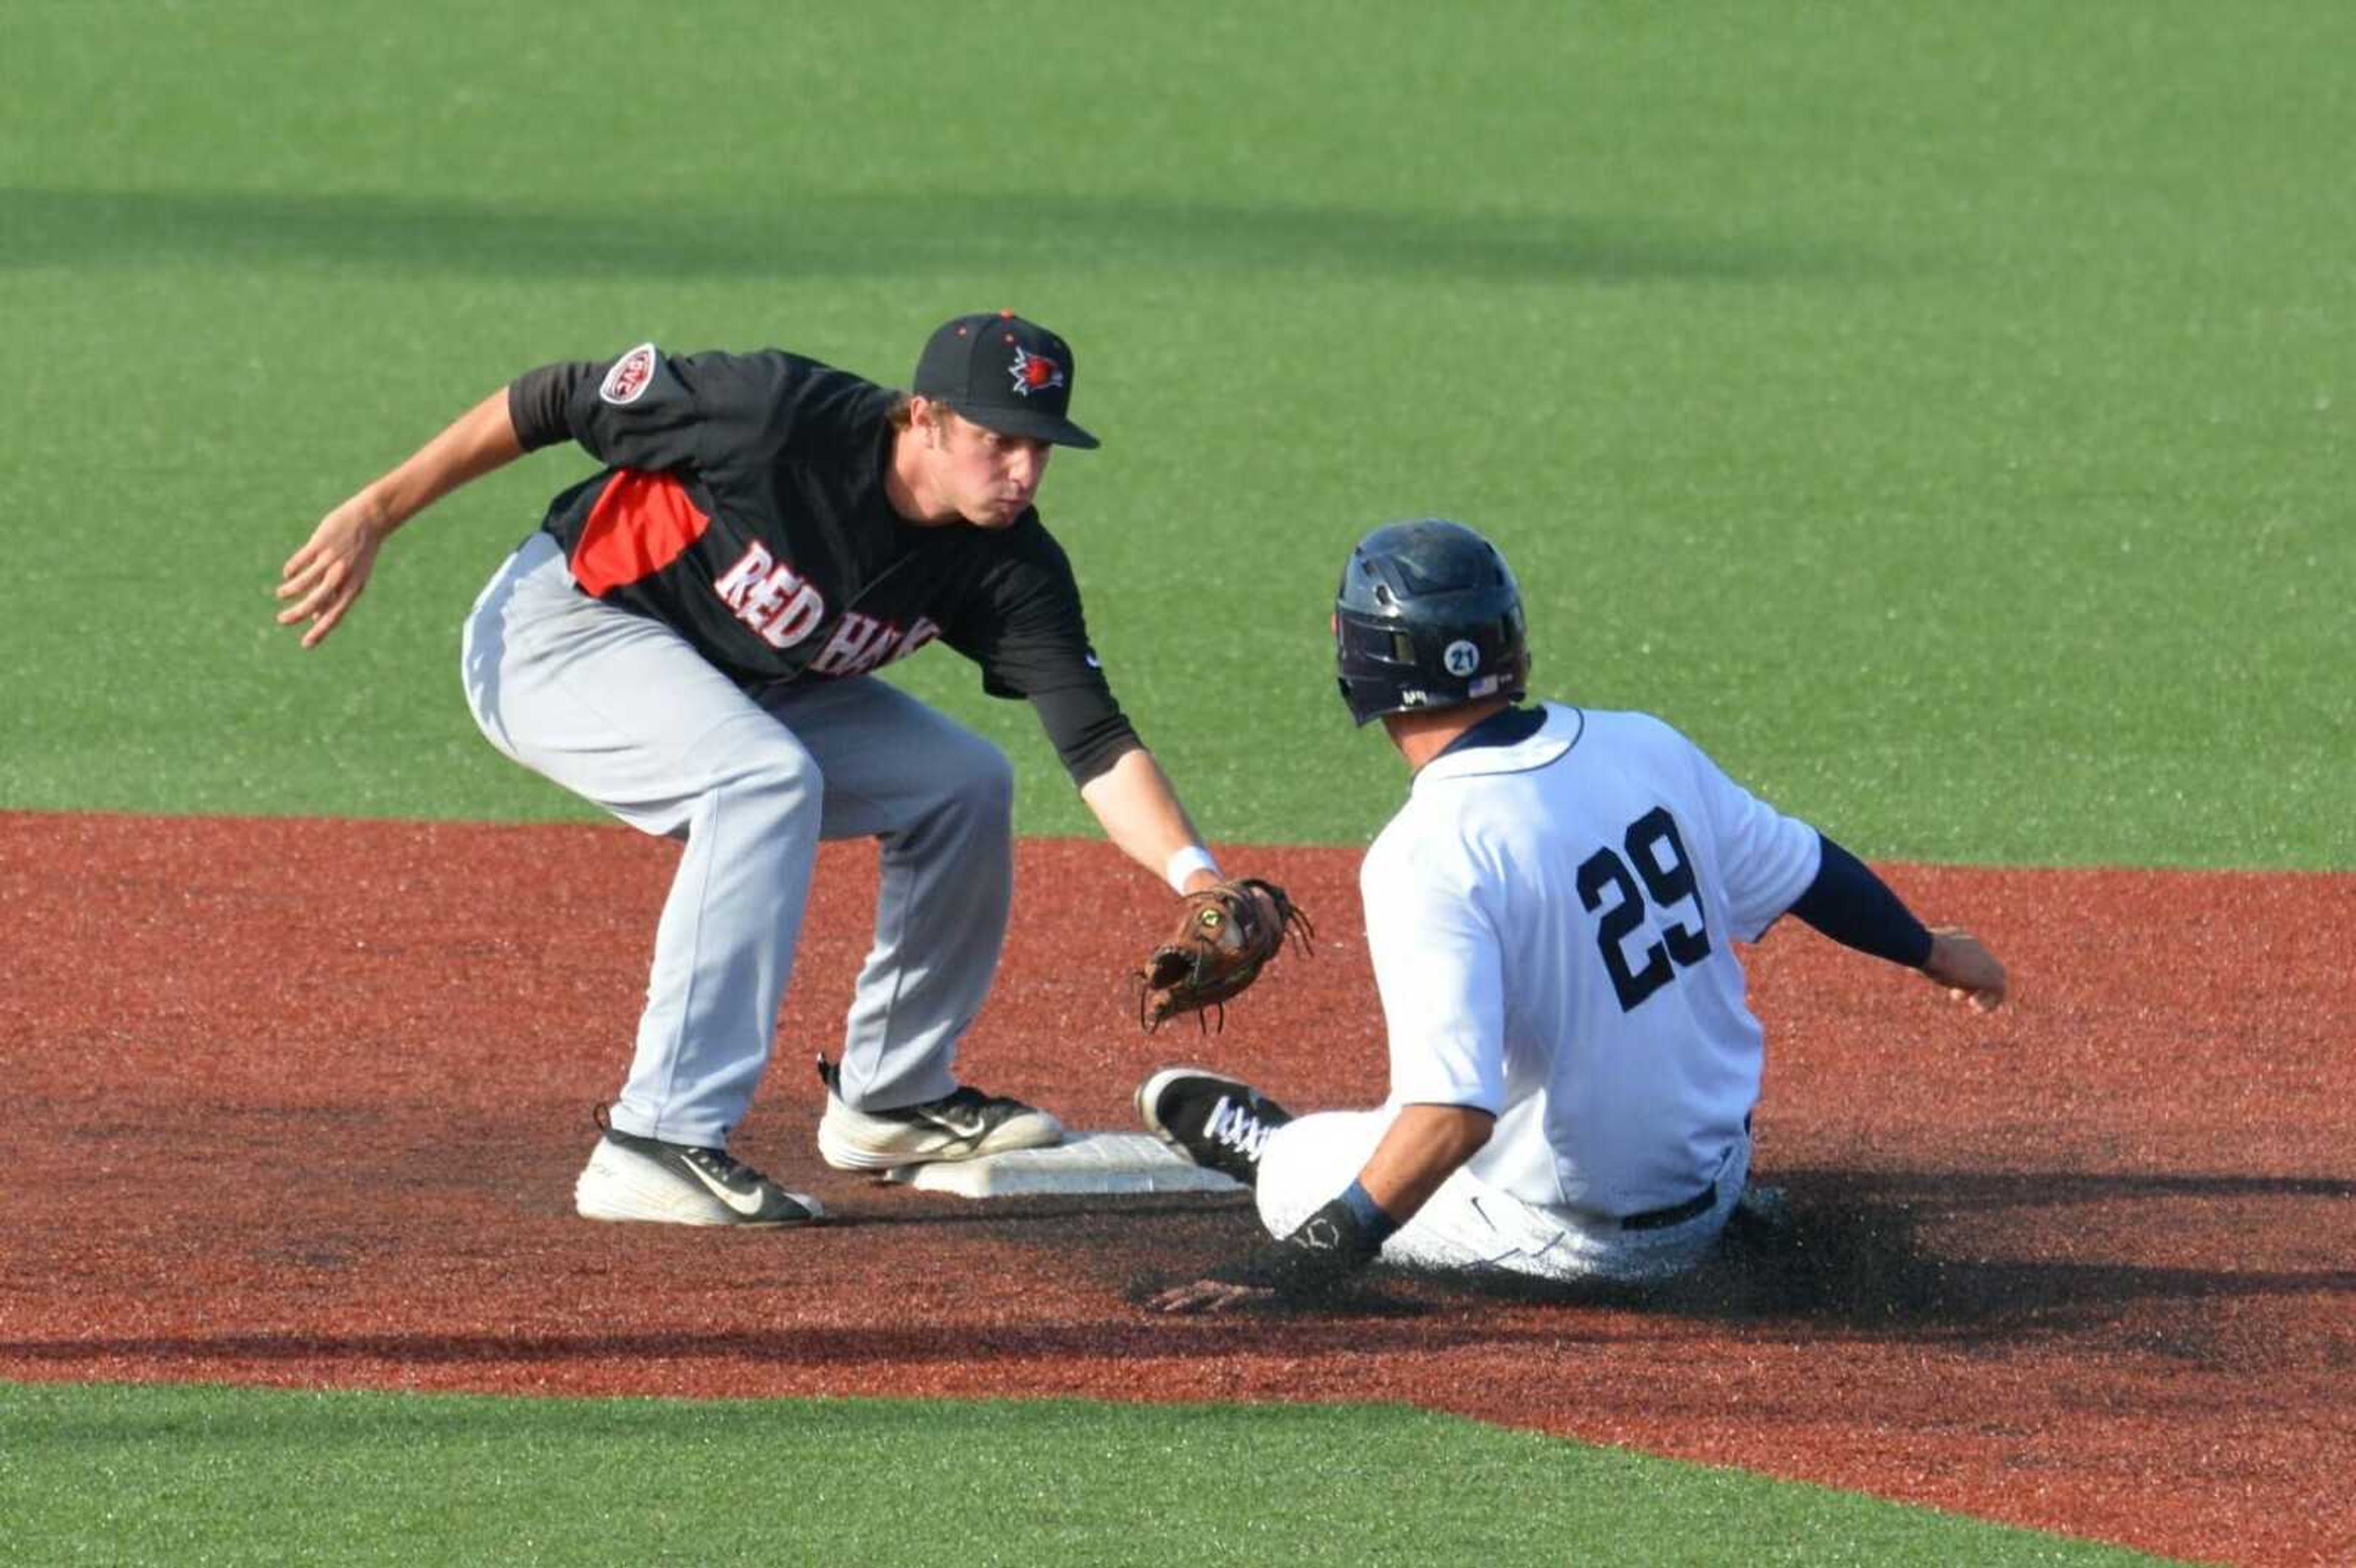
top-left (2, 813), bottom-right (2348, 1565)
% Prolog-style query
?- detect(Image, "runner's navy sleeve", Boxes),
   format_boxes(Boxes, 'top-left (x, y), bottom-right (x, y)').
top-left (1785, 834), bottom-right (1934, 968)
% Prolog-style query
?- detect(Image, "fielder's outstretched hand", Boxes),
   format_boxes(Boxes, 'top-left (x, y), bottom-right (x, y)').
top-left (277, 495), bottom-right (387, 648)
top-left (1922, 926), bottom-right (2008, 1013)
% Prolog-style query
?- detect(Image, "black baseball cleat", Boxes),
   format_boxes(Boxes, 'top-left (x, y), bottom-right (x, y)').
top-left (814, 1056), bottom-right (1064, 1172)
top-left (1134, 1066), bottom-right (1293, 1187)
top-left (574, 1128), bottom-right (823, 1228)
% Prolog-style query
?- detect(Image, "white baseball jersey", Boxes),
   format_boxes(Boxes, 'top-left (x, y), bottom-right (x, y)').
top-left (1361, 702), bottom-right (1821, 1220)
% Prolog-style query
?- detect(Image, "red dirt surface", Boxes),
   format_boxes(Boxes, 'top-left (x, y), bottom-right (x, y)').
top-left (2, 812), bottom-right (2349, 1565)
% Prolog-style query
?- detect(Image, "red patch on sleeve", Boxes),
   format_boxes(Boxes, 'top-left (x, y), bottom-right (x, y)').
top-left (599, 344), bottom-right (658, 405)
top-left (569, 471), bottom-right (712, 596)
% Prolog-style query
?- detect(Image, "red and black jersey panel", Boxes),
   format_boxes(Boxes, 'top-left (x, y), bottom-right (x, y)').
top-left (506, 345), bottom-right (1138, 781)
top-left (568, 471), bottom-right (712, 598)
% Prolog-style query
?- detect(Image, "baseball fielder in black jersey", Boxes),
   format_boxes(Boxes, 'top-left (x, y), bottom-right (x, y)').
top-left (279, 312), bottom-right (1258, 1228)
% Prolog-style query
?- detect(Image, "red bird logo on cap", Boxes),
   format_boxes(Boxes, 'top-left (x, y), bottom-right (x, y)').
top-left (1009, 347), bottom-right (1065, 398)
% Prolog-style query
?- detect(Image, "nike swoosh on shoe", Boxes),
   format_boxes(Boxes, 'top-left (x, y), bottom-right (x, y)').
top-left (919, 1110), bottom-right (991, 1142)
top-left (678, 1158), bottom-right (774, 1216)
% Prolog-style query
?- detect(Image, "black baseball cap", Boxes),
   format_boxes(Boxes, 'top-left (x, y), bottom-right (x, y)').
top-left (912, 310), bottom-right (1099, 449)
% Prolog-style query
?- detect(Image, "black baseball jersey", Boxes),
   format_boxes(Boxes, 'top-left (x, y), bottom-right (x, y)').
top-left (508, 344), bottom-right (1139, 782)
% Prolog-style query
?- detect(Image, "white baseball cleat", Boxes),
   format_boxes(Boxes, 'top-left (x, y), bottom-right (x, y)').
top-left (574, 1129), bottom-right (823, 1227)
top-left (814, 1056), bottom-right (1064, 1172)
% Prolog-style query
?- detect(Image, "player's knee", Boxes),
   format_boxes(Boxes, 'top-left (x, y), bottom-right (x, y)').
top-left (717, 739), bottom-right (824, 823)
top-left (938, 733), bottom-right (1014, 821)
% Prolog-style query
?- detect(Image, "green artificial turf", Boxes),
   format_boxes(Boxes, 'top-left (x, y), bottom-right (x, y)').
top-left (0, 8), bottom-right (2331, 1562)
top-left (0, 1383), bottom-right (2184, 1567)
top-left (1, 2), bottom-right (2347, 864)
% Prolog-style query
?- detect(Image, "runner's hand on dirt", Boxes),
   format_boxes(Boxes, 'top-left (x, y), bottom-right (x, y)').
top-left (1922, 926), bottom-right (2007, 1013)
top-left (1151, 1278), bottom-right (1274, 1314)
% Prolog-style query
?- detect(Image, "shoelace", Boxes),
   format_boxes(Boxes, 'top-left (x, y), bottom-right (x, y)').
top-left (1203, 1095), bottom-right (1273, 1161)
top-left (681, 1145), bottom-right (761, 1189)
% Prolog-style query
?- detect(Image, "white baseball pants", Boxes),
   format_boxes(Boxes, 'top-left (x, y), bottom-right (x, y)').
top-left (460, 532), bottom-right (1014, 1147)
top-left (1255, 1109), bottom-right (1751, 1285)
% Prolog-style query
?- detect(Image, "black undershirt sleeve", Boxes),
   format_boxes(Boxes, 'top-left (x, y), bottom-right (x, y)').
top-left (1033, 692), bottom-right (1142, 785)
top-left (1787, 834), bottom-right (1935, 968)
top-left (507, 361), bottom-right (601, 452)
top-left (941, 523), bottom-right (1142, 785)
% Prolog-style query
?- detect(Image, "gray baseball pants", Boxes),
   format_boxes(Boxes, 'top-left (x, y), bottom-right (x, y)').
top-left (460, 532), bottom-right (1014, 1147)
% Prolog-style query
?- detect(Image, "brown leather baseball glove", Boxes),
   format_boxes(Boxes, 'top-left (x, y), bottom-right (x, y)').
top-left (1136, 877), bottom-right (1313, 1032)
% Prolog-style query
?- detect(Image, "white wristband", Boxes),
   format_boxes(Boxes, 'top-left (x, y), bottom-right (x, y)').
top-left (1164, 844), bottom-right (1221, 894)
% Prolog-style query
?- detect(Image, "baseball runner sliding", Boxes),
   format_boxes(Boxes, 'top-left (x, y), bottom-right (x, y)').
top-left (1139, 520), bottom-right (2008, 1310)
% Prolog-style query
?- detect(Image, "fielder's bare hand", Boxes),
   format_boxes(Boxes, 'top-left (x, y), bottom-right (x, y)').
top-left (1150, 1277), bottom-right (1274, 1315)
top-left (277, 494), bottom-right (389, 648)
top-left (1922, 926), bottom-right (2008, 1012)
top-left (277, 388), bottom-right (527, 649)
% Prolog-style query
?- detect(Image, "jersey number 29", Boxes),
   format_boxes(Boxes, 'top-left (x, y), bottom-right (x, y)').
top-left (1575, 806), bottom-right (1712, 1012)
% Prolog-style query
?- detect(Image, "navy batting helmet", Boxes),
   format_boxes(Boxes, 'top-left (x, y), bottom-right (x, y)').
top-left (1334, 519), bottom-right (1529, 726)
